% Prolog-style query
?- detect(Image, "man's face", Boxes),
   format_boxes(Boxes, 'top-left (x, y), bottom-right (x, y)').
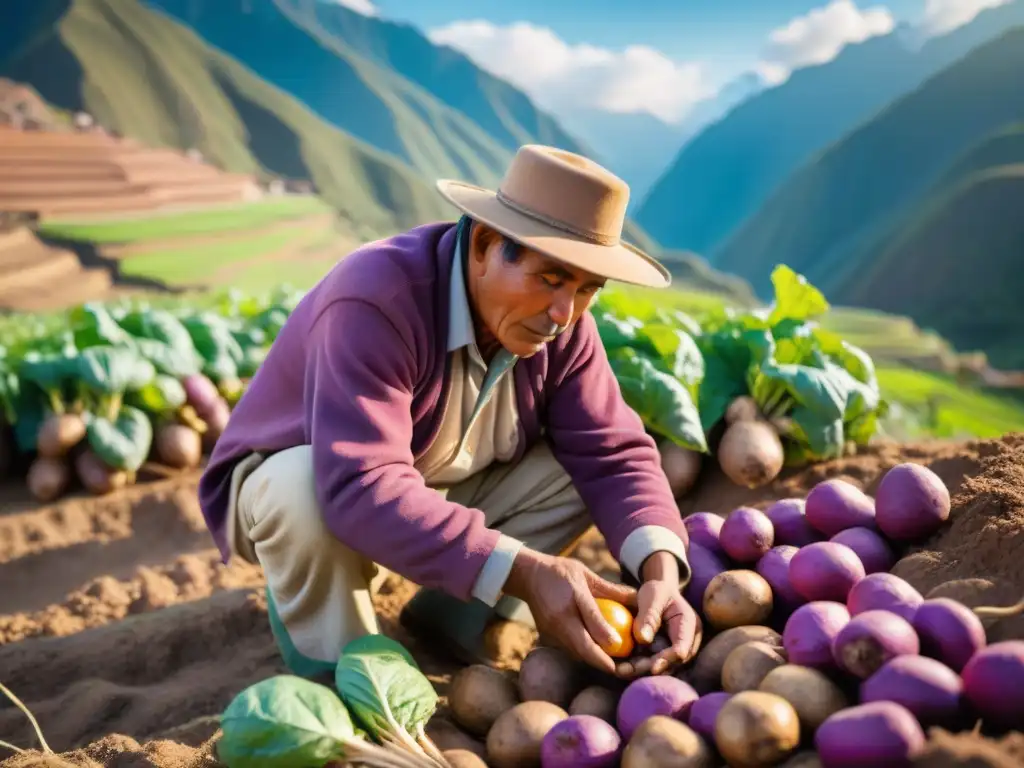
top-left (466, 223), bottom-right (606, 358)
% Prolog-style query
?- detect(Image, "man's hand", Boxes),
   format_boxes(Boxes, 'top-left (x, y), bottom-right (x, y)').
top-left (504, 549), bottom-right (638, 676)
top-left (614, 552), bottom-right (702, 678)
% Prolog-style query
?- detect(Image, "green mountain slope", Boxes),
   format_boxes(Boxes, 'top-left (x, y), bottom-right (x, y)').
top-left (834, 126), bottom-right (1024, 368)
top-left (634, 0), bottom-right (1024, 255)
top-left (0, 0), bottom-right (454, 238)
top-left (712, 26), bottom-right (1024, 298)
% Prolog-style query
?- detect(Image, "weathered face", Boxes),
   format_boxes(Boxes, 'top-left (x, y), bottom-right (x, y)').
top-left (466, 222), bottom-right (606, 358)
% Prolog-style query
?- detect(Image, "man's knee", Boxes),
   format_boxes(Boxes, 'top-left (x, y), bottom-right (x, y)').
top-left (240, 445), bottom-right (323, 549)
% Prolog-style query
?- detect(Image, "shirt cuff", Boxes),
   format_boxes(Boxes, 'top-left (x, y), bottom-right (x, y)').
top-left (470, 533), bottom-right (525, 607)
top-left (618, 525), bottom-right (692, 587)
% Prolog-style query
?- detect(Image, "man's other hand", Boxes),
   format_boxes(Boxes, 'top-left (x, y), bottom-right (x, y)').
top-left (614, 580), bottom-right (702, 678)
top-left (504, 549), bottom-right (638, 675)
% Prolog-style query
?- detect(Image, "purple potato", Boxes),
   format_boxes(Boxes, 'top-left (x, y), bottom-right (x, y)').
top-left (831, 610), bottom-right (920, 679)
top-left (684, 512), bottom-right (726, 556)
top-left (861, 655), bottom-right (964, 727)
top-left (815, 701), bottom-right (925, 768)
top-left (683, 542), bottom-right (729, 607)
top-left (540, 714), bottom-right (621, 768)
top-left (687, 692), bottom-right (732, 741)
top-left (874, 463), bottom-right (951, 542)
top-left (846, 573), bottom-right (923, 624)
top-left (755, 545), bottom-right (804, 609)
top-left (805, 478), bottom-right (876, 536)
top-left (789, 542), bottom-right (866, 603)
top-left (720, 506), bottom-right (775, 563)
top-left (783, 601), bottom-right (851, 670)
top-left (961, 640), bottom-right (1024, 728)
top-left (830, 527), bottom-right (895, 574)
top-left (765, 497), bottom-right (825, 547)
top-left (616, 675), bottom-right (699, 742)
top-left (911, 598), bottom-right (987, 673)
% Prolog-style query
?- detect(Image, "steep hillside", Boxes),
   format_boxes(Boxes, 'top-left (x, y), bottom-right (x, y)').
top-left (713, 26), bottom-right (1024, 298)
top-left (0, 0), bottom-right (455, 239)
top-left (834, 125), bottom-right (1024, 369)
top-left (634, 0), bottom-right (1024, 254)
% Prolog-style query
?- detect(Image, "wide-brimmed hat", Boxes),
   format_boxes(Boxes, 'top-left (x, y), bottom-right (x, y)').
top-left (436, 144), bottom-right (671, 289)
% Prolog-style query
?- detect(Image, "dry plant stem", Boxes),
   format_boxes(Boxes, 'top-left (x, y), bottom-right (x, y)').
top-left (0, 681), bottom-right (53, 753)
top-left (0, 739), bottom-right (25, 755)
top-left (972, 597), bottom-right (1024, 618)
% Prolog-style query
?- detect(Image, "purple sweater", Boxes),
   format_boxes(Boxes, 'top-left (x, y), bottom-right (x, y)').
top-left (198, 222), bottom-right (690, 601)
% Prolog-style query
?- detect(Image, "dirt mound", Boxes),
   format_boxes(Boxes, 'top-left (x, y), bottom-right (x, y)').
top-left (0, 435), bottom-right (1021, 766)
top-left (0, 227), bottom-right (112, 311)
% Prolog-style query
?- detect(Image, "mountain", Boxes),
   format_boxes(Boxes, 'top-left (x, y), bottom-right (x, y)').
top-left (833, 125), bottom-right (1024, 369)
top-left (0, 0), bottom-right (453, 239)
top-left (141, 0), bottom-right (586, 191)
top-left (634, 0), bottom-right (1024, 256)
top-left (713, 28), bottom-right (1024, 368)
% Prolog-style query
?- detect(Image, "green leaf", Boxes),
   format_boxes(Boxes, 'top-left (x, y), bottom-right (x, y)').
top-left (593, 311), bottom-right (641, 351)
top-left (695, 329), bottom-right (755, 432)
top-left (86, 405), bottom-right (153, 471)
top-left (127, 375), bottom-right (187, 418)
top-left (70, 303), bottom-right (133, 349)
top-left (77, 347), bottom-right (156, 397)
top-left (10, 385), bottom-right (45, 453)
top-left (17, 351), bottom-right (80, 411)
top-left (335, 650), bottom-right (438, 741)
top-left (610, 349), bottom-right (708, 453)
top-left (790, 406), bottom-right (845, 460)
top-left (118, 308), bottom-right (195, 353)
top-left (341, 635), bottom-right (419, 668)
top-left (133, 338), bottom-right (200, 379)
top-left (218, 675), bottom-right (354, 768)
top-left (767, 265), bottom-right (830, 325)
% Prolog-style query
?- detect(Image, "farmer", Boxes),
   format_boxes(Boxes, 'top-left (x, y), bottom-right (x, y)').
top-left (198, 144), bottom-right (701, 682)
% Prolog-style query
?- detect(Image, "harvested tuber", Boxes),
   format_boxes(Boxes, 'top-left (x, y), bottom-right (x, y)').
top-left (75, 449), bottom-right (129, 496)
top-left (758, 664), bottom-right (849, 732)
top-left (714, 690), bottom-right (800, 768)
top-left (721, 641), bottom-right (787, 693)
top-left (725, 396), bottom-right (761, 425)
top-left (690, 625), bottom-right (783, 693)
top-left (36, 413), bottom-right (86, 458)
top-left (659, 440), bottom-right (702, 498)
top-left (717, 419), bottom-right (784, 489)
top-left (621, 716), bottom-right (714, 768)
top-left (155, 423), bottom-right (203, 469)
top-left (703, 570), bottom-right (774, 630)
top-left (449, 665), bottom-right (519, 737)
top-left (486, 700), bottom-right (568, 768)
top-left (27, 456), bottom-right (71, 502)
top-left (569, 686), bottom-right (618, 724)
top-left (518, 647), bottom-right (583, 709)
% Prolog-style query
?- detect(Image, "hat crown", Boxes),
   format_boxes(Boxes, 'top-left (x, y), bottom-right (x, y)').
top-left (496, 145), bottom-right (629, 246)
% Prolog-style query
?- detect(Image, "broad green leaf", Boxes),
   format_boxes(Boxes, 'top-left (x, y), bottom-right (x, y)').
top-left (17, 352), bottom-right (80, 397)
top-left (218, 675), bottom-right (354, 768)
top-left (128, 375), bottom-right (187, 417)
top-left (695, 330), bottom-right (755, 432)
top-left (341, 634), bottom-right (419, 668)
top-left (70, 303), bottom-right (132, 349)
top-left (10, 385), bottom-right (44, 452)
top-left (636, 324), bottom-right (705, 395)
top-left (78, 347), bottom-right (156, 396)
top-left (593, 311), bottom-right (641, 350)
top-left (790, 406), bottom-right (845, 460)
top-left (610, 351), bottom-right (708, 453)
top-left (86, 405), bottom-right (153, 471)
top-left (132, 338), bottom-right (199, 379)
top-left (767, 265), bottom-right (830, 325)
top-left (335, 650), bottom-right (438, 739)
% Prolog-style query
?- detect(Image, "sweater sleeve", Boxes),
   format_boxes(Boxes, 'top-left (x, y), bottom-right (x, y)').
top-left (303, 299), bottom-right (502, 601)
top-left (545, 312), bottom-right (691, 585)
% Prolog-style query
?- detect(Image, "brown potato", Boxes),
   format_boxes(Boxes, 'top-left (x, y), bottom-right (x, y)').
top-left (36, 413), bottom-right (86, 458)
top-left (622, 716), bottom-right (715, 768)
top-left (715, 691), bottom-right (801, 768)
top-left (486, 700), bottom-right (568, 768)
top-left (517, 646), bottom-right (583, 708)
top-left (568, 685), bottom-right (618, 724)
top-left (26, 456), bottom-right (70, 502)
top-left (691, 626), bottom-right (783, 694)
top-left (778, 752), bottom-right (824, 768)
top-left (718, 420), bottom-right (784, 489)
top-left (660, 440), bottom-right (703, 498)
top-left (722, 641), bottom-right (787, 693)
top-left (703, 571), bottom-right (774, 630)
top-left (449, 665), bottom-right (520, 737)
top-left (757, 664), bottom-right (849, 732)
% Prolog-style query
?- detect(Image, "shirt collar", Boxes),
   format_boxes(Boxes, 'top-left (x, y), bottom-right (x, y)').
top-left (447, 222), bottom-right (476, 353)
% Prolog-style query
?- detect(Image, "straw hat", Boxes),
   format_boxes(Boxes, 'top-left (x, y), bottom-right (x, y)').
top-left (436, 144), bottom-right (671, 288)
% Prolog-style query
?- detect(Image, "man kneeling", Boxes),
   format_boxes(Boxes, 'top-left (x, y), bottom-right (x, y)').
top-left (197, 145), bottom-right (701, 681)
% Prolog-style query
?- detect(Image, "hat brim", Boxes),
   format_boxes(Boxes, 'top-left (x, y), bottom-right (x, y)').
top-left (436, 179), bottom-right (671, 289)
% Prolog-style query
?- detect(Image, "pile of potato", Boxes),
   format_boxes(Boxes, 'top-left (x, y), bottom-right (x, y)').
top-left (442, 638), bottom-right (829, 768)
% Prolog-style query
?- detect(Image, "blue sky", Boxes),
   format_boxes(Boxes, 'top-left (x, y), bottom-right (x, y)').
top-left (339, 0), bottom-right (1012, 124)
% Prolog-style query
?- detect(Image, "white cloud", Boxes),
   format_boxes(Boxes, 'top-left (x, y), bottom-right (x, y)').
top-left (427, 21), bottom-right (716, 124)
top-left (327, 0), bottom-right (377, 16)
top-left (757, 0), bottom-right (895, 84)
top-left (920, 0), bottom-right (1012, 36)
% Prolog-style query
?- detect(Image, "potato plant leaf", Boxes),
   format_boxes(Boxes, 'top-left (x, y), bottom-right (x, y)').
top-left (335, 650), bottom-right (438, 741)
top-left (341, 634), bottom-right (419, 668)
top-left (767, 264), bottom-right (830, 324)
top-left (86, 405), bottom-right (153, 471)
top-left (217, 675), bottom-right (353, 768)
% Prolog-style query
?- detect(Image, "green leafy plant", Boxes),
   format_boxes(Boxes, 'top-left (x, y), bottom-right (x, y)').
top-left (218, 675), bottom-right (437, 768)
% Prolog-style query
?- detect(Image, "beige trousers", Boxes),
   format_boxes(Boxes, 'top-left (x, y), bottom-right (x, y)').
top-left (226, 442), bottom-right (591, 665)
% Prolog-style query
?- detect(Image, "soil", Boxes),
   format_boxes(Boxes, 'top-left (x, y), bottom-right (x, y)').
top-left (1, 433), bottom-right (1022, 767)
